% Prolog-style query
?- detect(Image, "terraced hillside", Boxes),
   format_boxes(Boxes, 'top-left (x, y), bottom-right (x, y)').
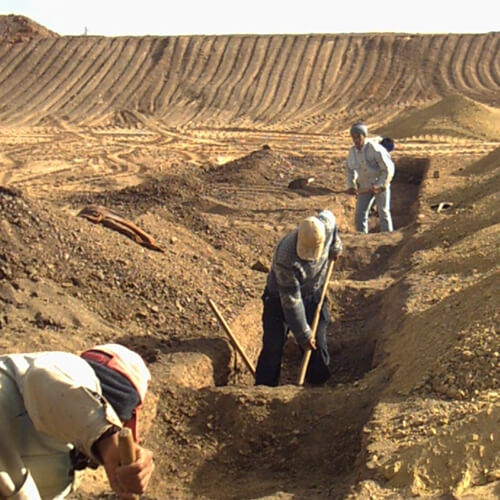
top-left (0, 16), bottom-right (499, 500)
top-left (0, 29), bottom-right (499, 131)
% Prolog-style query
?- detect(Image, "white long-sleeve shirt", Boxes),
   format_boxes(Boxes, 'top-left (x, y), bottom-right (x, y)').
top-left (0, 352), bottom-right (123, 499)
top-left (344, 139), bottom-right (395, 191)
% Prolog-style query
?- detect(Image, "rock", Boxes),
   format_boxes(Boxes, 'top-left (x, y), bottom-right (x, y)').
top-left (288, 177), bottom-right (315, 189)
top-left (251, 260), bottom-right (269, 273)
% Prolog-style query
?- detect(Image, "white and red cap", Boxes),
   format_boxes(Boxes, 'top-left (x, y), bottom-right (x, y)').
top-left (81, 343), bottom-right (151, 442)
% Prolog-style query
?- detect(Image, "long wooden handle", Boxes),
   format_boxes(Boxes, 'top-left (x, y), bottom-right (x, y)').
top-left (0, 472), bottom-right (16, 497)
top-left (208, 298), bottom-right (256, 378)
top-left (297, 259), bottom-right (335, 386)
top-left (118, 428), bottom-right (139, 500)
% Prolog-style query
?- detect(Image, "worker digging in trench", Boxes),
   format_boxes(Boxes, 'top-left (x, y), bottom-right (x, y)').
top-left (0, 344), bottom-right (154, 499)
top-left (255, 210), bottom-right (343, 387)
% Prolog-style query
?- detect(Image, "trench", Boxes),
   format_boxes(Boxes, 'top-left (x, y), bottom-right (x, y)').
top-left (144, 156), bottom-right (430, 499)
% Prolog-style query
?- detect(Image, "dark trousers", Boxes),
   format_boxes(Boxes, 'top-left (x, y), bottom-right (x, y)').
top-left (255, 291), bottom-right (331, 387)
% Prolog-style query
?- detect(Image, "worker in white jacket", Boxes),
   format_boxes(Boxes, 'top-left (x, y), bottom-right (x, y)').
top-left (344, 123), bottom-right (395, 233)
top-left (0, 344), bottom-right (154, 499)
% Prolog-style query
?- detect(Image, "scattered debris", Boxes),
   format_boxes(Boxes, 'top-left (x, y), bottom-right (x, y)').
top-left (430, 202), bottom-right (454, 213)
top-left (251, 260), bottom-right (269, 273)
top-left (288, 177), bottom-right (315, 189)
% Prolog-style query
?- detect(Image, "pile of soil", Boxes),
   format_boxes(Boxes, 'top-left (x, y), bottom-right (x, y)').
top-left (378, 94), bottom-right (500, 140)
top-left (0, 14), bottom-right (59, 43)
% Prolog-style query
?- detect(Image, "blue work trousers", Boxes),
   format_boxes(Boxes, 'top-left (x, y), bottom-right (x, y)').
top-left (255, 290), bottom-right (331, 387)
top-left (355, 186), bottom-right (393, 233)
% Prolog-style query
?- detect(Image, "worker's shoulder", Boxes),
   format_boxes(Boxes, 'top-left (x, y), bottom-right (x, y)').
top-left (365, 138), bottom-right (384, 151)
top-left (275, 232), bottom-right (299, 265)
top-left (28, 351), bottom-right (99, 387)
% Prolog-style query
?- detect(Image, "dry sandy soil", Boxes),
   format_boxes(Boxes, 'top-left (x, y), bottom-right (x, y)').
top-left (0, 15), bottom-right (499, 500)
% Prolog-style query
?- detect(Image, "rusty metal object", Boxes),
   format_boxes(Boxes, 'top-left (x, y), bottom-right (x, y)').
top-left (78, 205), bottom-right (163, 252)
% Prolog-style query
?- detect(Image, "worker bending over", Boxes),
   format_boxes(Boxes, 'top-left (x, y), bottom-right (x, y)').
top-left (0, 343), bottom-right (154, 499)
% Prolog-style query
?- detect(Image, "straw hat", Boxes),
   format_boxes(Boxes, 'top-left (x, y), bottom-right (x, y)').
top-left (296, 216), bottom-right (325, 261)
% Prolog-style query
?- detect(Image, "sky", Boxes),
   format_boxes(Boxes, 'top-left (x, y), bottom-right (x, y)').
top-left (1, 0), bottom-right (499, 37)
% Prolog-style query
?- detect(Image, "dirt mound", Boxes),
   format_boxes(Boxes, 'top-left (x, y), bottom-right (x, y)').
top-left (0, 29), bottom-right (498, 128)
top-left (378, 94), bottom-right (500, 140)
top-left (208, 147), bottom-right (294, 186)
top-left (0, 14), bottom-right (59, 42)
top-left (459, 145), bottom-right (500, 175)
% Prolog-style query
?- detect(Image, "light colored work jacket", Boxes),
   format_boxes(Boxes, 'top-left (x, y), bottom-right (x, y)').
top-left (344, 138), bottom-right (395, 191)
top-left (0, 352), bottom-right (122, 499)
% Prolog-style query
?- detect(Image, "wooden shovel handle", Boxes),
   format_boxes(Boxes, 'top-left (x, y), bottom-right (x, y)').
top-left (118, 428), bottom-right (139, 500)
top-left (208, 298), bottom-right (256, 378)
top-left (0, 472), bottom-right (16, 497)
top-left (297, 259), bottom-right (335, 386)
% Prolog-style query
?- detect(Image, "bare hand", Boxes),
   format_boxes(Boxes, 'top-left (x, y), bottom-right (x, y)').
top-left (116, 446), bottom-right (155, 498)
top-left (346, 187), bottom-right (358, 196)
top-left (97, 431), bottom-right (154, 499)
top-left (370, 185), bottom-right (385, 195)
top-left (302, 337), bottom-right (317, 351)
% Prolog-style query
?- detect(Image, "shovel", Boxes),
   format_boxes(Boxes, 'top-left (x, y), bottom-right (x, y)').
top-left (119, 427), bottom-right (139, 500)
top-left (297, 259), bottom-right (335, 386)
top-left (208, 298), bottom-right (256, 378)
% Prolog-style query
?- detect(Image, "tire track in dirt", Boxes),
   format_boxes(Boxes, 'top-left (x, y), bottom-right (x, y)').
top-left (0, 34), bottom-right (499, 129)
top-left (154, 36), bottom-right (195, 115)
top-left (468, 35), bottom-right (492, 93)
top-left (453, 35), bottom-right (474, 95)
top-left (161, 36), bottom-right (218, 124)
top-left (284, 37), bottom-right (349, 131)
top-left (249, 36), bottom-right (297, 123)
top-left (319, 35), bottom-right (361, 113)
top-left (202, 37), bottom-right (267, 127)
top-left (182, 36), bottom-right (233, 125)
top-left (486, 35), bottom-right (500, 97)
top-left (0, 37), bottom-right (23, 73)
top-left (15, 38), bottom-right (113, 126)
top-left (156, 37), bottom-right (200, 114)
top-left (0, 38), bottom-right (62, 117)
top-left (283, 35), bottom-right (335, 126)
top-left (63, 38), bottom-right (135, 123)
top-left (0, 38), bottom-right (40, 91)
top-left (189, 36), bottom-right (241, 125)
top-left (266, 35), bottom-right (316, 125)
top-left (210, 36), bottom-right (259, 124)
top-left (79, 37), bottom-right (155, 124)
top-left (138, 37), bottom-right (178, 115)
top-left (233, 36), bottom-right (282, 124)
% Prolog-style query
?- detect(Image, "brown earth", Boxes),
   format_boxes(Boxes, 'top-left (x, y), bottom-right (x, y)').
top-left (0, 16), bottom-right (498, 500)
